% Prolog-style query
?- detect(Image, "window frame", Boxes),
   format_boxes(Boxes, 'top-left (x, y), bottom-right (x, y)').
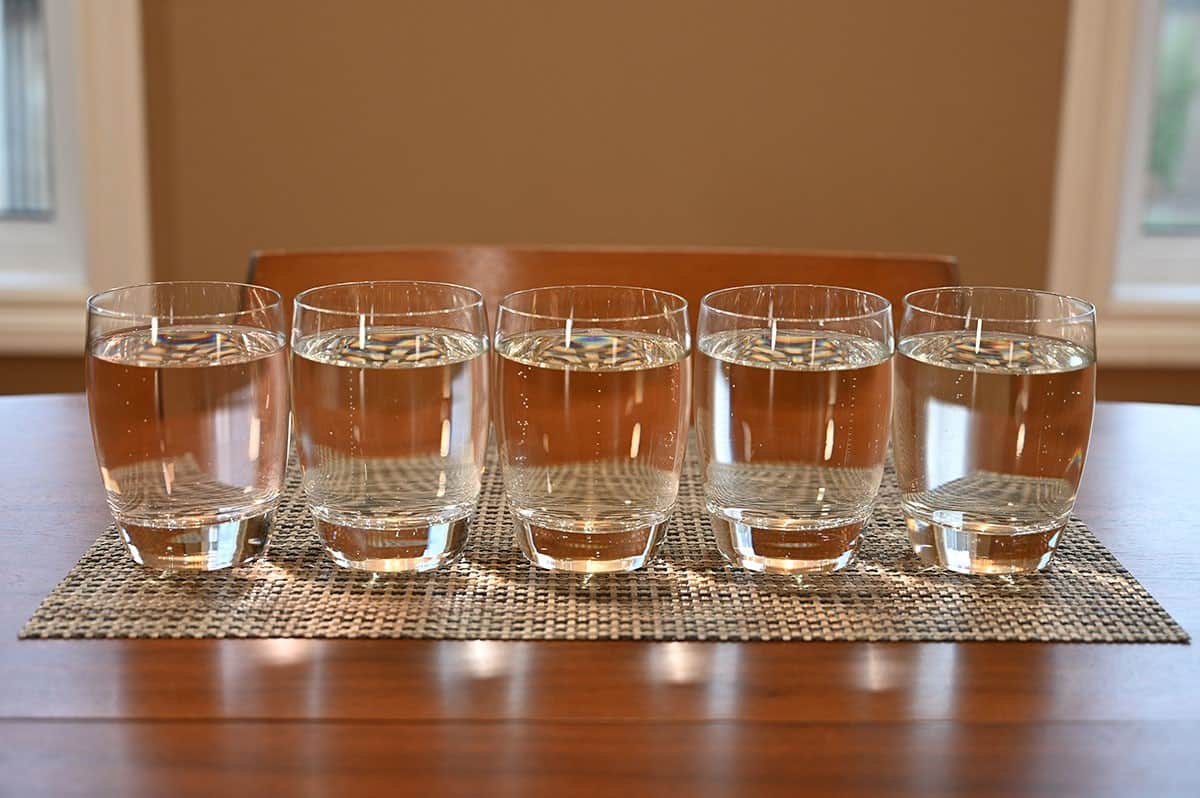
top-left (1049, 0), bottom-right (1200, 366)
top-left (0, 0), bottom-right (151, 355)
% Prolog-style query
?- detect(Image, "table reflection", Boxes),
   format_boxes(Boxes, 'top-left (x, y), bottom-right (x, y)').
top-left (644, 643), bottom-right (743, 717)
top-left (436, 641), bottom-right (531, 716)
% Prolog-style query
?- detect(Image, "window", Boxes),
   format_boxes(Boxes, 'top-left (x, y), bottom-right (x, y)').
top-left (0, 0), bottom-right (84, 291)
top-left (1114, 0), bottom-right (1200, 303)
top-left (0, 0), bottom-right (53, 218)
top-left (0, 0), bottom-right (150, 355)
top-left (1049, 0), bottom-right (1200, 365)
top-left (1141, 1), bottom-right (1200, 235)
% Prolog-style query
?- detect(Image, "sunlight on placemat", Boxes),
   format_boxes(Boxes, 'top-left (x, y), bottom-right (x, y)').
top-left (20, 441), bottom-right (1188, 643)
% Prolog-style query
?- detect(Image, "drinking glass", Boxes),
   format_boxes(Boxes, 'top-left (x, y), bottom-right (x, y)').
top-left (494, 285), bottom-right (691, 573)
top-left (894, 286), bottom-right (1097, 574)
top-left (291, 281), bottom-right (489, 572)
top-left (695, 285), bottom-right (894, 574)
top-left (85, 281), bottom-right (290, 570)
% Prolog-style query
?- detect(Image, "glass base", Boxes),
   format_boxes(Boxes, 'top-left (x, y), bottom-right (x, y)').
top-left (512, 515), bottom-right (668, 573)
top-left (118, 510), bottom-right (273, 571)
top-left (710, 514), bottom-right (863, 574)
top-left (905, 513), bottom-right (1065, 575)
top-left (317, 516), bottom-right (469, 572)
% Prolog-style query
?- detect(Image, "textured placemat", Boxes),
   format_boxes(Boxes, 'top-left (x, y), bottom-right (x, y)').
top-left (21, 440), bottom-right (1188, 642)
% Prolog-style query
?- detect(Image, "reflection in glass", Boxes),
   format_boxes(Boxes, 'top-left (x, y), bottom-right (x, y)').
top-left (695, 285), bottom-right (893, 575)
top-left (894, 287), bottom-right (1097, 575)
top-left (494, 285), bottom-right (691, 573)
top-left (291, 281), bottom-right (489, 573)
top-left (85, 282), bottom-right (290, 571)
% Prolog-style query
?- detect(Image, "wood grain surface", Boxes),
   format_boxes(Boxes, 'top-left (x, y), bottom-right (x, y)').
top-left (1, 394), bottom-right (1197, 796)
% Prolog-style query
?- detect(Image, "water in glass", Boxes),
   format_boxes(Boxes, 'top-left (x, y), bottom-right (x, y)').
top-left (86, 325), bottom-right (290, 569)
top-left (696, 327), bottom-right (892, 573)
top-left (894, 330), bottom-right (1096, 574)
top-left (292, 326), bottom-right (488, 571)
top-left (496, 328), bottom-right (689, 572)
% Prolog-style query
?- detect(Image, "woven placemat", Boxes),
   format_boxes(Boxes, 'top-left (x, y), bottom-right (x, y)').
top-left (21, 440), bottom-right (1188, 642)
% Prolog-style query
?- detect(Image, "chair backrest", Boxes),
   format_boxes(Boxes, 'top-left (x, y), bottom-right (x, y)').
top-left (249, 246), bottom-right (959, 333)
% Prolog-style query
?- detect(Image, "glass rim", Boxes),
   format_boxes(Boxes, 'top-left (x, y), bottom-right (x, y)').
top-left (903, 285), bottom-right (1097, 324)
top-left (86, 280), bottom-right (283, 322)
top-left (700, 283), bottom-right (892, 324)
top-left (497, 284), bottom-right (689, 323)
top-left (293, 280), bottom-right (485, 318)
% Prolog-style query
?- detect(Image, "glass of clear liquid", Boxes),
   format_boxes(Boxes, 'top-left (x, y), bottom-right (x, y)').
top-left (291, 281), bottom-right (489, 572)
top-left (85, 282), bottom-right (290, 570)
top-left (894, 286), bottom-right (1096, 574)
top-left (494, 285), bottom-right (691, 573)
top-left (695, 285), bottom-right (894, 574)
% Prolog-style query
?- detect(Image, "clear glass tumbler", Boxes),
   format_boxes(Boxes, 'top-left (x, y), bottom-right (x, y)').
top-left (85, 281), bottom-right (290, 570)
top-left (893, 286), bottom-right (1097, 574)
top-left (291, 281), bottom-right (489, 572)
top-left (494, 285), bottom-right (691, 573)
top-left (695, 285), bottom-right (894, 574)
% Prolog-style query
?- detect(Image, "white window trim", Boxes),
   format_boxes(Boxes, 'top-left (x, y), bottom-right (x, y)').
top-left (0, 0), bottom-right (151, 355)
top-left (1048, 0), bottom-right (1200, 366)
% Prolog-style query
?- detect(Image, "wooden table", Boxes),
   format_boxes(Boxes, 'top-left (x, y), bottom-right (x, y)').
top-left (1, 395), bottom-right (1197, 797)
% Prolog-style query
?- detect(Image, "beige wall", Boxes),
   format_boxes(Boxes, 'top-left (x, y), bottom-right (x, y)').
top-left (11, 0), bottom-right (1196, 403)
top-left (141, 0), bottom-right (1067, 287)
